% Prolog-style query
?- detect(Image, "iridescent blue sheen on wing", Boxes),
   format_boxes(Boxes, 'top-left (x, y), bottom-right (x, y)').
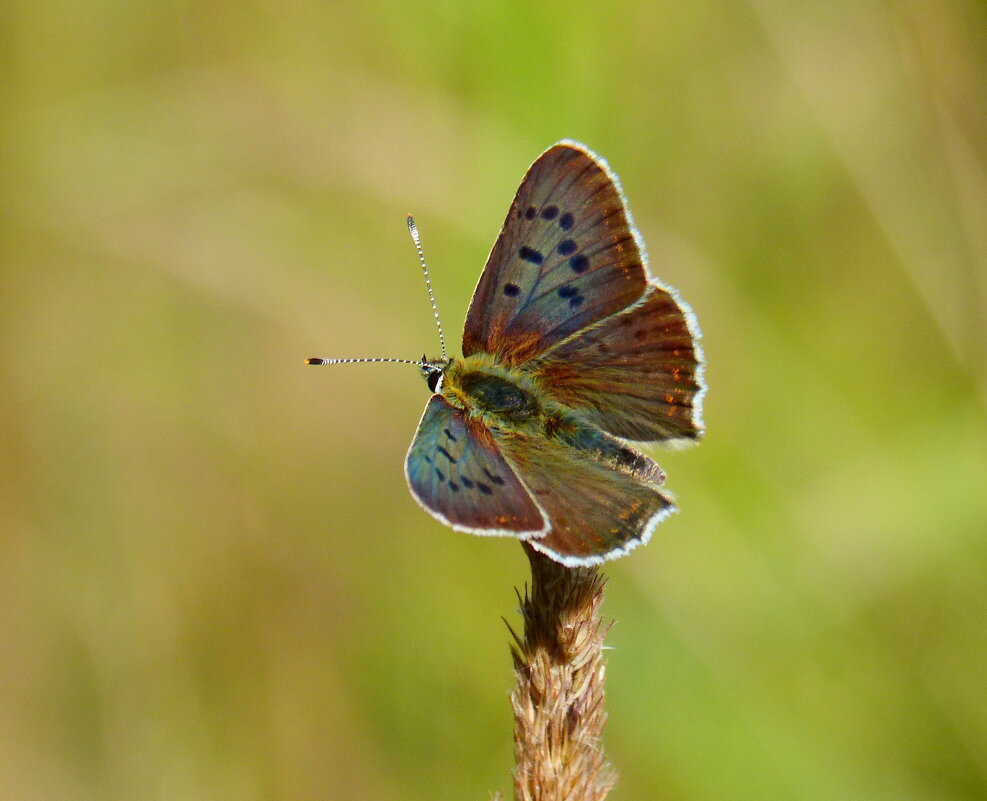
top-left (405, 395), bottom-right (547, 536)
top-left (462, 143), bottom-right (648, 365)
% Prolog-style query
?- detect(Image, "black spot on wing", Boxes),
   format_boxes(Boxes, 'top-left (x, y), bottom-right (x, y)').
top-left (569, 254), bottom-right (590, 273)
top-left (484, 468), bottom-right (505, 486)
top-left (557, 239), bottom-right (577, 255)
top-left (559, 212), bottom-right (575, 230)
top-left (556, 283), bottom-right (586, 309)
top-left (503, 282), bottom-right (521, 297)
top-left (540, 205), bottom-right (559, 220)
top-left (519, 246), bottom-right (544, 265)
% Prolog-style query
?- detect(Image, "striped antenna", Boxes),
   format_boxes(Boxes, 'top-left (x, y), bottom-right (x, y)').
top-left (407, 214), bottom-right (447, 360)
top-left (305, 356), bottom-right (428, 367)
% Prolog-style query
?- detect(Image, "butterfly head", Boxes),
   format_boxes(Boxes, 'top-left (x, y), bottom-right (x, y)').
top-left (421, 354), bottom-right (451, 394)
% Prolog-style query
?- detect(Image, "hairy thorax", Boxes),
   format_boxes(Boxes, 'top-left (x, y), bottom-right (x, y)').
top-left (441, 354), bottom-right (549, 434)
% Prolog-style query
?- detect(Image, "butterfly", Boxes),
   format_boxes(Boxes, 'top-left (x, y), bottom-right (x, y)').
top-left (309, 141), bottom-right (705, 566)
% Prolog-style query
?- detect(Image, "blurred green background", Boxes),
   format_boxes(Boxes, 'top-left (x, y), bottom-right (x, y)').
top-left (2, 1), bottom-right (986, 799)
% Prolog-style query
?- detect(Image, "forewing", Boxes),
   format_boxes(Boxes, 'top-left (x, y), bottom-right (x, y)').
top-left (495, 429), bottom-right (675, 566)
top-left (530, 285), bottom-right (705, 444)
top-left (405, 395), bottom-right (547, 537)
top-left (463, 142), bottom-right (648, 365)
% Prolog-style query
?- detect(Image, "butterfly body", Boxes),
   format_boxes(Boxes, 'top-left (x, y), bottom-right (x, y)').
top-left (431, 353), bottom-right (665, 481)
top-left (325, 140), bottom-right (704, 566)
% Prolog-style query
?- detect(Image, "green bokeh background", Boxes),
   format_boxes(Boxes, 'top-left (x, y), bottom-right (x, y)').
top-left (3, 1), bottom-right (986, 799)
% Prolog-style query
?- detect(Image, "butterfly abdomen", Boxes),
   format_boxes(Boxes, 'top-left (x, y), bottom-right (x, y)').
top-left (559, 423), bottom-right (667, 486)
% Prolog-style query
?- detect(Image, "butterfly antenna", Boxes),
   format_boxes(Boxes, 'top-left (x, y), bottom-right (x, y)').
top-left (305, 356), bottom-right (428, 367)
top-left (407, 214), bottom-right (448, 361)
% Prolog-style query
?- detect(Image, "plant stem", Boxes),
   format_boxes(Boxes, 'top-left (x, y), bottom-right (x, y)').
top-left (507, 543), bottom-right (616, 801)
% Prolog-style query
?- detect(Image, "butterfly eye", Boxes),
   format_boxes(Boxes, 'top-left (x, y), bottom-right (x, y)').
top-left (426, 369), bottom-right (442, 393)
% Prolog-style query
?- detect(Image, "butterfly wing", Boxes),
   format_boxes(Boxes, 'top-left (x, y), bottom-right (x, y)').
top-left (405, 395), bottom-right (548, 537)
top-left (463, 141), bottom-right (649, 365)
top-left (530, 285), bottom-right (705, 444)
top-left (494, 427), bottom-right (675, 566)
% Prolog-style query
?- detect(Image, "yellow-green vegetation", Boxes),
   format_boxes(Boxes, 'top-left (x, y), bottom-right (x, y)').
top-left (1, 2), bottom-right (985, 799)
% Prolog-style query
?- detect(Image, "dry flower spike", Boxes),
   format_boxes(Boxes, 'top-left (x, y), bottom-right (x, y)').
top-left (505, 544), bottom-right (618, 801)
